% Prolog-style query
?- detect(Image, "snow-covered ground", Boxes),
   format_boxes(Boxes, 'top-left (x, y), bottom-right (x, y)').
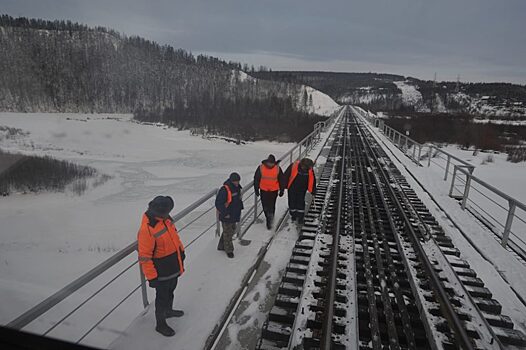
top-left (0, 112), bottom-right (295, 327)
top-left (359, 113), bottom-right (526, 335)
top-left (109, 113), bottom-right (340, 350)
top-left (393, 80), bottom-right (427, 112)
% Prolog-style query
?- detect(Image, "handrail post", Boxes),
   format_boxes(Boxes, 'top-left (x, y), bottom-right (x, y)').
top-left (412, 142), bottom-right (416, 159)
top-left (428, 145), bottom-right (432, 167)
top-left (449, 165), bottom-right (458, 197)
top-left (417, 145), bottom-right (422, 166)
top-left (139, 266), bottom-right (149, 308)
top-left (444, 155), bottom-right (451, 181)
top-left (502, 201), bottom-right (516, 248)
top-left (299, 143), bottom-right (302, 160)
top-left (461, 172), bottom-right (472, 210)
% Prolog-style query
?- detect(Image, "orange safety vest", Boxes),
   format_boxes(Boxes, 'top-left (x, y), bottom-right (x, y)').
top-left (224, 184), bottom-right (232, 207)
top-left (259, 164), bottom-right (280, 191)
top-left (137, 215), bottom-right (185, 281)
top-left (287, 161), bottom-right (314, 193)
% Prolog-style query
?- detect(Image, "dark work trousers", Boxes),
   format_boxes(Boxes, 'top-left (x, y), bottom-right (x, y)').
top-left (155, 277), bottom-right (178, 324)
top-left (288, 190), bottom-right (307, 221)
top-left (260, 190), bottom-right (279, 217)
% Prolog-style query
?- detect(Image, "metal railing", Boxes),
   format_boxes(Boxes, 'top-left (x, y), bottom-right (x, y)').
top-left (6, 107), bottom-right (343, 346)
top-left (450, 165), bottom-right (526, 254)
top-left (354, 106), bottom-right (426, 166)
top-left (359, 108), bottom-right (526, 259)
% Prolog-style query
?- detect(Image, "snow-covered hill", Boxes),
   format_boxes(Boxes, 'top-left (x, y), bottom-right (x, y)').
top-left (254, 72), bottom-right (526, 118)
top-left (231, 70), bottom-right (339, 117)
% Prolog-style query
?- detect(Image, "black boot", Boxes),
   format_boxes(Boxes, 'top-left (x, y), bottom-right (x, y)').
top-left (265, 213), bottom-right (272, 230)
top-left (166, 309), bottom-right (184, 318)
top-left (297, 214), bottom-right (304, 225)
top-left (155, 319), bottom-right (175, 337)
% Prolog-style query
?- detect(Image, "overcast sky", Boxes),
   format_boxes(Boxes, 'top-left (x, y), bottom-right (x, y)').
top-left (2, 0), bottom-right (525, 84)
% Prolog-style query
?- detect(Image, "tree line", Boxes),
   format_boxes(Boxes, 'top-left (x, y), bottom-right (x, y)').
top-left (135, 95), bottom-right (324, 142)
top-left (384, 113), bottom-right (526, 152)
top-left (0, 15), bottom-right (324, 141)
top-left (254, 71), bottom-right (526, 114)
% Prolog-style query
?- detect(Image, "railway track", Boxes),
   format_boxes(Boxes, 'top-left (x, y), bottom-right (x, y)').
top-left (256, 107), bottom-right (526, 349)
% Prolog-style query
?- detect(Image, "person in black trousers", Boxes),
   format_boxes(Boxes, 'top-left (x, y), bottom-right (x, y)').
top-left (254, 154), bottom-right (285, 229)
top-left (284, 158), bottom-right (316, 224)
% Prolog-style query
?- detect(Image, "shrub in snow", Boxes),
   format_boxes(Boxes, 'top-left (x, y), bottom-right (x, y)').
top-left (0, 149), bottom-right (98, 195)
top-left (507, 147), bottom-right (526, 163)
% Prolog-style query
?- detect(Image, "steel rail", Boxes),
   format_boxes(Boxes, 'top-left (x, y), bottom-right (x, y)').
top-left (352, 125), bottom-right (416, 350)
top-left (320, 114), bottom-right (347, 349)
top-left (356, 116), bottom-right (499, 350)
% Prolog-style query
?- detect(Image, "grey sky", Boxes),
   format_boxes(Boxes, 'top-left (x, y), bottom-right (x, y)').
top-left (2, 0), bottom-right (525, 83)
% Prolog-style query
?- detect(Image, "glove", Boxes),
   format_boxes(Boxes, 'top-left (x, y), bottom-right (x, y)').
top-left (279, 190), bottom-right (284, 197)
top-left (255, 189), bottom-right (260, 197)
top-left (148, 278), bottom-right (160, 288)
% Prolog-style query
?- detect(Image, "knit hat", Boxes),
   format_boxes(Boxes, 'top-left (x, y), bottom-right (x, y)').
top-left (229, 172), bottom-right (241, 182)
top-left (299, 158), bottom-right (314, 169)
top-left (148, 196), bottom-right (174, 217)
top-left (262, 154), bottom-right (277, 165)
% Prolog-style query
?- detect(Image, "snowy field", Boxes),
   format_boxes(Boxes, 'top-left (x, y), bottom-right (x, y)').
top-left (0, 112), bottom-right (294, 326)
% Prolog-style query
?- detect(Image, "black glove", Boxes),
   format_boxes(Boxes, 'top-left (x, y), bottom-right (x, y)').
top-left (279, 190), bottom-right (284, 197)
top-left (148, 278), bottom-right (160, 288)
top-left (255, 189), bottom-right (260, 197)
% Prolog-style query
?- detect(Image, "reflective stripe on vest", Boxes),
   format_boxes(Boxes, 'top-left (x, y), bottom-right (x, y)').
top-left (259, 164), bottom-right (280, 191)
top-left (287, 161), bottom-right (314, 193)
top-left (153, 228), bottom-right (168, 238)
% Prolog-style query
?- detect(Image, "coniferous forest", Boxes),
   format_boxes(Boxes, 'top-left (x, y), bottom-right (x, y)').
top-left (0, 15), bottom-right (323, 141)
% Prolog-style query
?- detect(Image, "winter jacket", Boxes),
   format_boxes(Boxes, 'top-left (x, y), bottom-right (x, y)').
top-left (137, 212), bottom-right (185, 281)
top-left (215, 180), bottom-right (244, 223)
top-left (284, 162), bottom-right (317, 194)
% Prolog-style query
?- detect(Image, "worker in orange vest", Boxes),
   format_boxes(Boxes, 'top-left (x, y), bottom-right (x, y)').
top-left (137, 196), bottom-right (186, 337)
top-left (254, 154), bottom-right (285, 230)
top-left (284, 158), bottom-right (316, 225)
top-left (215, 172), bottom-right (244, 258)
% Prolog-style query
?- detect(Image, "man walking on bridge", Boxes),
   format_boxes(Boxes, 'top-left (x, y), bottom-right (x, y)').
top-left (254, 154), bottom-right (285, 230)
top-left (215, 172), bottom-right (244, 258)
top-left (284, 158), bottom-right (316, 225)
top-left (137, 196), bottom-right (186, 337)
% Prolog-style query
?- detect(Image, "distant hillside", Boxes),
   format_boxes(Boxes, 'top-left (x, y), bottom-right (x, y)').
top-left (253, 71), bottom-right (526, 117)
top-left (0, 15), bottom-right (339, 141)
